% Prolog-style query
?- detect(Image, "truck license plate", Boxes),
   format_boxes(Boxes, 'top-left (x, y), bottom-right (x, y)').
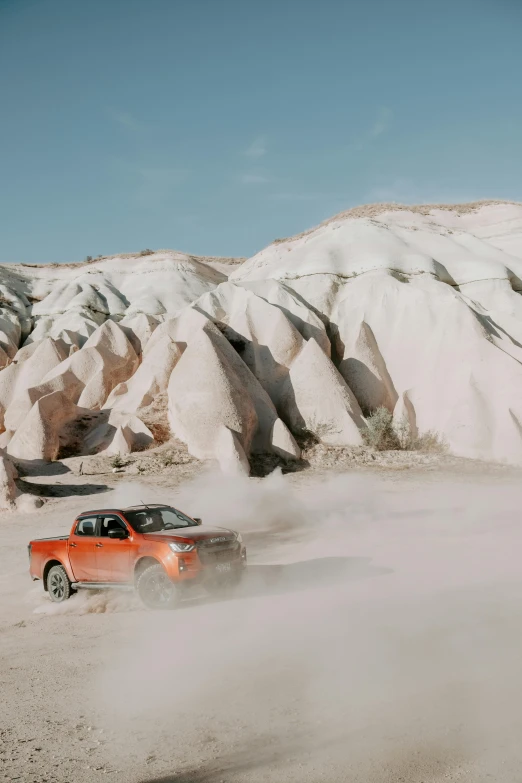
top-left (216, 562), bottom-right (232, 573)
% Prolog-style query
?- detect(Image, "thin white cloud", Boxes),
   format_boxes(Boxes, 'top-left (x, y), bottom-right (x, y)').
top-left (244, 136), bottom-right (267, 158)
top-left (370, 107), bottom-right (393, 138)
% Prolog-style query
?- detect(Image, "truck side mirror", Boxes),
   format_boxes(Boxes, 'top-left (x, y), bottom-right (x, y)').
top-left (108, 528), bottom-right (129, 539)
top-left (193, 517), bottom-right (202, 525)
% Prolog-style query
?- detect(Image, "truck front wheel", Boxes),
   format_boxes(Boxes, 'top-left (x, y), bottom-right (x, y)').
top-left (136, 564), bottom-right (179, 610)
top-left (47, 564), bottom-right (72, 603)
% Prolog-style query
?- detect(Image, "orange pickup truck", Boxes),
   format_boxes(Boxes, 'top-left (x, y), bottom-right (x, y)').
top-left (28, 504), bottom-right (247, 609)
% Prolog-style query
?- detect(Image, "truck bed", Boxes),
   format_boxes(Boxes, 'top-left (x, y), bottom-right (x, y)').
top-left (31, 536), bottom-right (69, 542)
top-left (29, 537), bottom-right (71, 583)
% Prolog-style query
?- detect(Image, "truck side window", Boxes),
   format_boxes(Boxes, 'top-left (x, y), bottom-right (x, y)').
top-left (75, 517), bottom-right (97, 536)
top-left (99, 516), bottom-right (127, 537)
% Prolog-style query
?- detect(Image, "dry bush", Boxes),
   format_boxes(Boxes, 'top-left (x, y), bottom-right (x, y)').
top-left (110, 454), bottom-right (127, 469)
top-left (363, 407), bottom-right (446, 453)
top-left (363, 407), bottom-right (401, 450)
top-left (413, 429), bottom-right (447, 453)
top-left (290, 199), bottom-right (521, 242)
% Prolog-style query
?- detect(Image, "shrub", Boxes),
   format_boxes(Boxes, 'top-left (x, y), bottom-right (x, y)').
top-left (139, 249), bottom-right (154, 256)
top-left (363, 406), bottom-right (446, 453)
top-left (110, 453), bottom-right (126, 469)
top-left (413, 429), bottom-right (447, 453)
top-left (85, 255), bottom-right (93, 262)
top-left (362, 407), bottom-right (400, 450)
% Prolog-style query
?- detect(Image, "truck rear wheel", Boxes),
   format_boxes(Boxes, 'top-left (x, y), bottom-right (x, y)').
top-left (47, 564), bottom-right (72, 603)
top-left (136, 564), bottom-right (179, 610)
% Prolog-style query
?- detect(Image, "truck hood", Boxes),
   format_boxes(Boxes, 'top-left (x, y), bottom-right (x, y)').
top-left (142, 525), bottom-right (237, 544)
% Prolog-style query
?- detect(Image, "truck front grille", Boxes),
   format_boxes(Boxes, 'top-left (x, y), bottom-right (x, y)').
top-left (197, 539), bottom-right (240, 565)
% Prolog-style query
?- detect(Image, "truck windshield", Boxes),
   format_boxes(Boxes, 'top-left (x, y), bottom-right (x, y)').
top-left (125, 506), bottom-right (198, 533)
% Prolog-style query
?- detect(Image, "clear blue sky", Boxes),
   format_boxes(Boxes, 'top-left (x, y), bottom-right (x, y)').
top-left (1, 0), bottom-right (521, 263)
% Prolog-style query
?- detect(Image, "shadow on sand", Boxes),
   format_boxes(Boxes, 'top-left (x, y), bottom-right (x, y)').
top-left (15, 477), bottom-right (110, 498)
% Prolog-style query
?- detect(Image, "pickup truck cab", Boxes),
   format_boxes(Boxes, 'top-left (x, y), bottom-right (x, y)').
top-left (29, 504), bottom-right (246, 609)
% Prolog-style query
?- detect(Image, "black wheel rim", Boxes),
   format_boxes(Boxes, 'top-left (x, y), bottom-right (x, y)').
top-left (49, 572), bottom-right (65, 600)
top-left (143, 572), bottom-right (174, 607)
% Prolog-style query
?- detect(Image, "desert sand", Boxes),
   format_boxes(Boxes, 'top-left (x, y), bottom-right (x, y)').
top-left (3, 456), bottom-right (522, 782)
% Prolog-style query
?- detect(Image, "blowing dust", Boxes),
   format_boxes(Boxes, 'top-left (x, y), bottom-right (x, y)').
top-left (56, 467), bottom-right (522, 782)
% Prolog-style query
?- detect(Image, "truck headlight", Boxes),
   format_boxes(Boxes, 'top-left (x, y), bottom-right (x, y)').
top-left (168, 541), bottom-right (195, 553)
top-left (235, 532), bottom-right (242, 543)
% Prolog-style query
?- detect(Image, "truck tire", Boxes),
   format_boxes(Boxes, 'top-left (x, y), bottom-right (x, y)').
top-left (47, 564), bottom-right (72, 603)
top-left (136, 564), bottom-right (179, 610)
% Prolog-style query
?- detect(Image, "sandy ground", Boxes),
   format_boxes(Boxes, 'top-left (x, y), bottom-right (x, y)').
top-left (3, 457), bottom-right (522, 782)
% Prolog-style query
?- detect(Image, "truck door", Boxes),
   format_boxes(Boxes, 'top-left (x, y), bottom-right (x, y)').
top-left (68, 516), bottom-right (99, 581)
top-left (95, 515), bottom-right (132, 582)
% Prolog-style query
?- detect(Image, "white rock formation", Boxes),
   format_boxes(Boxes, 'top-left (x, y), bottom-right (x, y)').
top-left (0, 453), bottom-right (43, 512)
top-left (142, 307), bottom-right (211, 355)
top-left (85, 411), bottom-right (154, 456)
top-left (105, 336), bottom-right (183, 414)
top-left (280, 338), bottom-right (365, 446)
top-left (0, 337), bottom-right (70, 429)
top-left (0, 454), bottom-right (18, 509)
top-left (215, 425), bottom-right (251, 476)
top-left (7, 391), bottom-right (79, 461)
top-left (238, 279), bottom-right (330, 353)
top-left (194, 282), bottom-right (304, 408)
top-left (119, 313), bottom-right (159, 355)
top-left (168, 321), bottom-right (299, 469)
top-left (2, 320), bottom-right (139, 438)
top-left (230, 201), bottom-right (522, 463)
top-left (2, 201), bottom-right (522, 466)
top-left (270, 418), bottom-right (302, 460)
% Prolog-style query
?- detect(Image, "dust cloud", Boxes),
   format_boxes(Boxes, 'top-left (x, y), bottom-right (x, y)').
top-left (82, 468), bottom-right (522, 782)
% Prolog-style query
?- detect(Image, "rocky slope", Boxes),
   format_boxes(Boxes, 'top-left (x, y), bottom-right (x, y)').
top-left (1, 201), bottom-right (522, 488)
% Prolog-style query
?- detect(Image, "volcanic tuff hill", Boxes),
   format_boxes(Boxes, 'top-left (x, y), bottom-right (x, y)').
top-left (1, 200), bottom-right (522, 486)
